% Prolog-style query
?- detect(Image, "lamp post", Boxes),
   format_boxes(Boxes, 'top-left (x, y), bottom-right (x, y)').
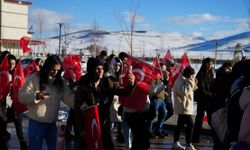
top-left (57, 23), bottom-right (63, 56)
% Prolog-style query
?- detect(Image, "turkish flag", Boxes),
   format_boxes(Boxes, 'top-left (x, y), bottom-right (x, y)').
top-left (20, 36), bottom-right (32, 53)
top-left (152, 56), bottom-right (162, 78)
top-left (162, 49), bottom-right (173, 64)
top-left (23, 60), bottom-right (39, 78)
top-left (63, 54), bottom-right (82, 81)
top-left (119, 55), bottom-right (161, 111)
top-left (83, 105), bottom-right (104, 150)
top-left (0, 55), bottom-right (11, 100)
top-left (169, 52), bottom-right (190, 87)
top-left (12, 60), bottom-right (27, 114)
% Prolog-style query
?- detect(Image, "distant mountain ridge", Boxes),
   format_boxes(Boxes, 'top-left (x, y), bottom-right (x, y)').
top-left (43, 29), bottom-right (250, 59)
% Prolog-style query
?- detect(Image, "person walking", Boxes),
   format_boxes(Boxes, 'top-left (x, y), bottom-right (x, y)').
top-left (19, 55), bottom-right (75, 150)
top-left (172, 66), bottom-right (197, 150)
top-left (74, 57), bottom-right (135, 150)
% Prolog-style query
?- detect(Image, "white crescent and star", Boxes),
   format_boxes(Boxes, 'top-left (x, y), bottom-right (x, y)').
top-left (132, 68), bottom-right (145, 84)
top-left (91, 118), bottom-right (99, 149)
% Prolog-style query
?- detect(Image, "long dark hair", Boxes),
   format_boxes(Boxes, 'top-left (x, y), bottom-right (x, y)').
top-left (196, 57), bottom-right (214, 78)
top-left (39, 55), bottom-right (64, 92)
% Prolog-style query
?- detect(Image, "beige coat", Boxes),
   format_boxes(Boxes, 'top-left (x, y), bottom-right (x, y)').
top-left (19, 73), bottom-right (74, 123)
top-left (173, 73), bottom-right (197, 115)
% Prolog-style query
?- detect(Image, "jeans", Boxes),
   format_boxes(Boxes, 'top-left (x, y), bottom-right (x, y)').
top-left (28, 119), bottom-right (57, 150)
top-left (121, 113), bottom-right (132, 150)
top-left (149, 99), bottom-right (167, 133)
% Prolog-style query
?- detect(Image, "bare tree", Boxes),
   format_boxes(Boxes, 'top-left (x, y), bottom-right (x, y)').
top-left (114, 0), bottom-right (139, 56)
top-left (62, 22), bottom-right (71, 56)
top-left (88, 19), bottom-right (100, 57)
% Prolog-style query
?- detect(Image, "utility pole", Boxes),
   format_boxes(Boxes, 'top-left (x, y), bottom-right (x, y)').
top-left (214, 41), bottom-right (218, 66)
top-left (57, 23), bottom-right (63, 56)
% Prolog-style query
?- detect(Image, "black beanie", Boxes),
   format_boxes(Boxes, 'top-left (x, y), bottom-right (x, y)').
top-left (87, 57), bottom-right (103, 73)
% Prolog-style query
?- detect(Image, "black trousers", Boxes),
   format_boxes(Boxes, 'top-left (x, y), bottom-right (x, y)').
top-left (0, 117), bottom-right (8, 150)
top-left (192, 101), bottom-right (212, 143)
top-left (174, 114), bottom-right (194, 145)
top-left (6, 106), bottom-right (25, 142)
top-left (125, 112), bottom-right (150, 150)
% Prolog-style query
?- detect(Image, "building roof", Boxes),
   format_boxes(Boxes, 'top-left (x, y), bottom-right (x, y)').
top-left (0, 39), bottom-right (45, 45)
top-left (4, 0), bottom-right (32, 6)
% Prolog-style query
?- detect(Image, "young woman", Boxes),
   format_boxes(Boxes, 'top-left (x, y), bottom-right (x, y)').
top-left (74, 57), bottom-right (135, 150)
top-left (172, 66), bottom-right (197, 150)
top-left (19, 55), bottom-right (75, 150)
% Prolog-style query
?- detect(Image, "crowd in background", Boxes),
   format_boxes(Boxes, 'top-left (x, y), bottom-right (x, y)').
top-left (0, 49), bottom-right (249, 150)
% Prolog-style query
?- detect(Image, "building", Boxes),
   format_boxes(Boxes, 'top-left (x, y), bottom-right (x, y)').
top-left (0, 0), bottom-right (39, 56)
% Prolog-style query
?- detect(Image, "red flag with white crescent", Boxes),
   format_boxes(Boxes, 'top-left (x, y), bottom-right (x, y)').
top-left (119, 55), bottom-right (162, 111)
top-left (20, 36), bottom-right (32, 53)
top-left (0, 55), bottom-right (11, 100)
top-left (83, 105), bottom-right (104, 150)
top-left (169, 52), bottom-right (190, 87)
top-left (12, 60), bottom-right (27, 114)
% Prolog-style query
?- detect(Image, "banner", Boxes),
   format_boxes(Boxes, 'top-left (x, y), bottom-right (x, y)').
top-left (83, 105), bottom-right (104, 150)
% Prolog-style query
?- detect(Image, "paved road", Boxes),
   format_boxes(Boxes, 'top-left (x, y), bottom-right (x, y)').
top-left (7, 113), bottom-right (213, 150)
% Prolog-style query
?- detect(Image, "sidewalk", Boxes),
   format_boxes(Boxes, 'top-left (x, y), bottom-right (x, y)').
top-left (7, 113), bottom-right (213, 150)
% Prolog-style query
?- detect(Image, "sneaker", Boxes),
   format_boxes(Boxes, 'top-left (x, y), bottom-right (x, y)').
top-left (186, 144), bottom-right (196, 150)
top-left (172, 141), bottom-right (186, 150)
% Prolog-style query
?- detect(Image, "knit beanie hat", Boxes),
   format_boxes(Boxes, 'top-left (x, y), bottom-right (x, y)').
top-left (87, 57), bottom-right (104, 73)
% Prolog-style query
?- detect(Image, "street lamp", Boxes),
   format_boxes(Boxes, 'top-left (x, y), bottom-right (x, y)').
top-left (57, 23), bottom-right (63, 56)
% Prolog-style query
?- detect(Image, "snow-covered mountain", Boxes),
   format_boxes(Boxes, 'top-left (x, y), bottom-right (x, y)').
top-left (41, 29), bottom-right (250, 60)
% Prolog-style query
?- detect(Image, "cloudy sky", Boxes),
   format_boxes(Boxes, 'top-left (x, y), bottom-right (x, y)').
top-left (28, 0), bottom-right (250, 39)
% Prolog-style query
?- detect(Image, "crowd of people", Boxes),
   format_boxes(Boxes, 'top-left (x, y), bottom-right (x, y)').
top-left (0, 49), bottom-right (249, 150)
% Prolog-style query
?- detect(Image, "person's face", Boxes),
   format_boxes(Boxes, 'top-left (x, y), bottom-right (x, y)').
top-left (163, 71), bottom-right (169, 80)
top-left (113, 63), bottom-right (121, 73)
top-left (49, 64), bottom-right (61, 78)
top-left (100, 55), bottom-right (107, 61)
top-left (206, 61), bottom-right (213, 71)
top-left (96, 65), bottom-right (104, 79)
top-left (161, 65), bottom-right (167, 71)
top-left (122, 57), bottom-right (128, 64)
top-left (166, 65), bottom-right (173, 72)
top-left (38, 60), bottom-right (43, 66)
top-left (9, 59), bottom-right (16, 71)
